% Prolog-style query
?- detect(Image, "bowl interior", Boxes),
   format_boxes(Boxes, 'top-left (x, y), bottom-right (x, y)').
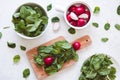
top-left (13, 2), bottom-right (48, 39)
top-left (64, 1), bottom-right (92, 29)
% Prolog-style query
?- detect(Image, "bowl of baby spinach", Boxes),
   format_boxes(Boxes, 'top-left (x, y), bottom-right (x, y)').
top-left (12, 3), bottom-right (48, 39)
top-left (79, 54), bottom-right (117, 80)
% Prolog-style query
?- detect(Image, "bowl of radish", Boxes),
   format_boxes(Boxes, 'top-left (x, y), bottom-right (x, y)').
top-left (56, 1), bottom-right (92, 29)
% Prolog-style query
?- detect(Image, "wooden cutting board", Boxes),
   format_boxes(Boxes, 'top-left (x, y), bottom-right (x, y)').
top-left (26, 35), bottom-right (92, 80)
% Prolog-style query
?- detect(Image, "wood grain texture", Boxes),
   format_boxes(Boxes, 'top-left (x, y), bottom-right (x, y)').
top-left (26, 35), bottom-right (92, 80)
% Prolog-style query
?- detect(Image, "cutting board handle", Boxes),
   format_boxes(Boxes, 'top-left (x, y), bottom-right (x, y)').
top-left (73, 35), bottom-right (92, 49)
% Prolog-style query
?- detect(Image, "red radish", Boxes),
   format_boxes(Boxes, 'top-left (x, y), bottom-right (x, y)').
top-left (85, 11), bottom-right (91, 21)
top-left (75, 6), bottom-right (85, 16)
top-left (68, 5), bottom-right (76, 12)
top-left (77, 18), bottom-right (86, 27)
top-left (72, 42), bottom-right (81, 50)
top-left (70, 20), bottom-right (77, 26)
top-left (66, 13), bottom-right (72, 22)
top-left (80, 4), bottom-right (86, 9)
top-left (44, 56), bottom-right (54, 66)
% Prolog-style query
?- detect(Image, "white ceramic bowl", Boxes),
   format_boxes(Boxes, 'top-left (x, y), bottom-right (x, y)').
top-left (56, 1), bottom-right (92, 30)
top-left (12, 2), bottom-right (48, 39)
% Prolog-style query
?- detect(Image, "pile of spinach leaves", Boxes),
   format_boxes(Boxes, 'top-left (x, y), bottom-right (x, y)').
top-left (79, 54), bottom-right (116, 80)
top-left (12, 5), bottom-right (48, 37)
top-left (34, 40), bottom-right (78, 75)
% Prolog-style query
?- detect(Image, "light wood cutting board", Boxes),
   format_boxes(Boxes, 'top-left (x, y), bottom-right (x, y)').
top-left (26, 35), bottom-right (92, 80)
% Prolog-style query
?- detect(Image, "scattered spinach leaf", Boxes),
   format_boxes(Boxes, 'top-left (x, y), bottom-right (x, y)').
top-left (51, 16), bottom-right (60, 22)
top-left (20, 45), bottom-right (26, 51)
top-left (68, 27), bottom-right (76, 34)
top-left (13, 55), bottom-right (20, 63)
top-left (104, 23), bottom-right (110, 31)
top-left (7, 42), bottom-right (16, 48)
top-left (115, 24), bottom-right (120, 31)
top-left (93, 6), bottom-right (100, 14)
top-left (101, 37), bottom-right (109, 42)
top-left (3, 26), bottom-right (10, 29)
top-left (23, 68), bottom-right (30, 78)
top-left (79, 54), bottom-right (116, 80)
top-left (47, 4), bottom-right (52, 11)
top-left (117, 5), bottom-right (120, 15)
top-left (92, 22), bottom-right (99, 28)
top-left (0, 32), bottom-right (2, 39)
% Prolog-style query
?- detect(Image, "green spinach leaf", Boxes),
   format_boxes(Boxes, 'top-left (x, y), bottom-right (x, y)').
top-left (115, 24), bottom-right (120, 31)
top-left (20, 6), bottom-right (30, 18)
top-left (93, 6), bottom-right (100, 14)
top-left (92, 22), bottom-right (99, 28)
top-left (68, 27), bottom-right (76, 34)
top-left (101, 38), bottom-right (109, 42)
top-left (47, 4), bottom-right (52, 11)
top-left (13, 55), bottom-right (20, 63)
top-left (3, 26), bottom-right (10, 29)
top-left (0, 32), bottom-right (2, 39)
top-left (104, 23), bottom-right (110, 31)
top-left (7, 42), bottom-right (16, 48)
top-left (20, 45), bottom-right (26, 51)
top-left (51, 17), bottom-right (60, 22)
top-left (117, 5), bottom-right (120, 15)
top-left (23, 68), bottom-right (30, 78)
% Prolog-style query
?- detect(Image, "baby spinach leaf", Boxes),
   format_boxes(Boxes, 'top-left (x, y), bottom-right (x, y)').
top-left (3, 26), bottom-right (10, 29)
top-left (93, 6), bottom-right (100, 14)
top-left (51, 17), bottom-right (60, 22)
top-left (73, 54), bottom-right (79, 61)
top-left (61, 42), bottom-right (71, 49)
top-left (13, 55), bottom-right (20, 63)
top-left (115, 24), bottom-right (120, 31)
top-left (0, 32), bottom-right (2, 39)
top-left (98, 68), bottom-right (111, 75)
top-left (110, 67), bottom-right (116, 74)
top-left (34, 56), bottom-right (44, 66)
top-left (92, 22), bottom-right (99, 28)
top-left (108, 67), bottom-right (116, 80)
top-left (15, 20), bottom-right (26, 31)
top-left (23, 68), bottom-right (30, 78)
top-left (86, 72), bottom-right (97, 79)
top-left (7, 42), bottom-right (16, 48)
top-left (27, 20), bottom-right (42, 32)
top-left (104, 23), bottom-right (110, 31)
top-left (20, 6), bottom-right (30, 18)
top-left (68, 27), bottom-right (76, 34)
top-left (20, 45), bottom-right (26, 51)
top-left (101, 38), bottom-right (109, 42)
top-left (38, 46), bottom-right (53, 53)
top-left (13, 13), bottom-right (20, 18)
top-left (47, 4), bottom-right (52, 11)
top-left (117, 5), bottom-right (120, 15)
top-left (41, 16), bottom-right (48, 24)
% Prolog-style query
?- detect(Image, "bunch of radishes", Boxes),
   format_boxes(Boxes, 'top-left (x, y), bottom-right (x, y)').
top-left (66, 4), bottom-right (91, 27)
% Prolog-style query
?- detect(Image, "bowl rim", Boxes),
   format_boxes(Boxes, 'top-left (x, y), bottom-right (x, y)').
top-left (12, 2), bottom-right (48, 39)
top-left (64, 1), bottom-right (92, 29)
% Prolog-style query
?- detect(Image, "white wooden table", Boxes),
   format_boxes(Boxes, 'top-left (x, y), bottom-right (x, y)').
top-left (0, 0), bottom-right (120, 80)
